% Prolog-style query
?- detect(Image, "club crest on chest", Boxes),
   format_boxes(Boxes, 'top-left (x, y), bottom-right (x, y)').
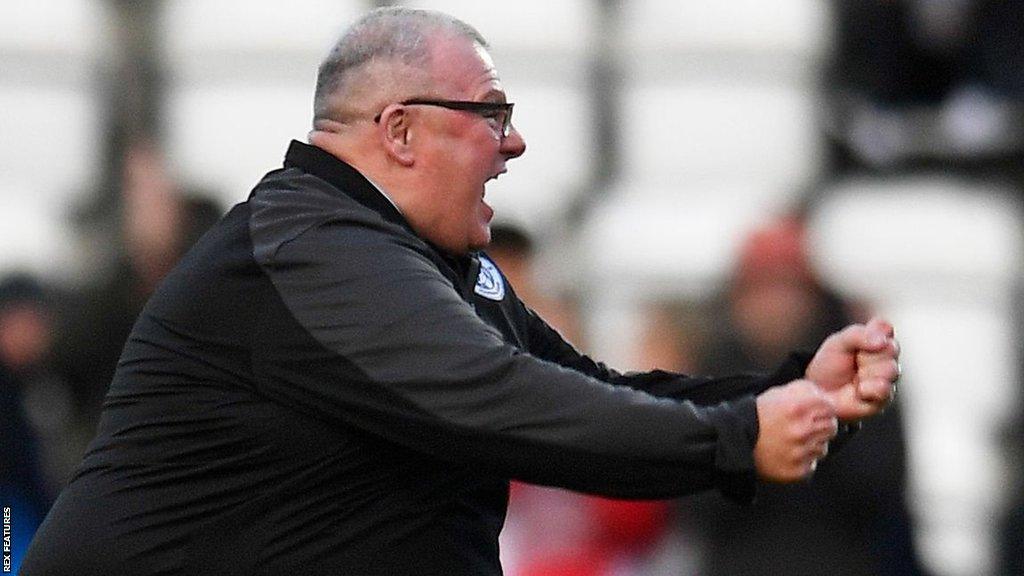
top-left (474, 255), bottom-right (505, 301)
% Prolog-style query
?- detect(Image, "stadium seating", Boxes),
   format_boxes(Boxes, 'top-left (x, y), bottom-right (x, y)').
top-left (161, 0), bottom-right (365, 207)
top-left (0, 185), bottom-right (79, 282)
top-left (578, 0), bottom-right (831, 365)
top-left (0, 0), bottom-right (110, 279)
top-left (809, 176), bottom-right (1023, 576)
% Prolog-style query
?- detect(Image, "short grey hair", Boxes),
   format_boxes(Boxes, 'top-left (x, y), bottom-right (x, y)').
top-left (313, 7), bottom-right (488, 123)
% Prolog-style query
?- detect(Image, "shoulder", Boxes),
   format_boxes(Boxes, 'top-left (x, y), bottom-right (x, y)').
top-left (248, 168), bottom-right (420, 266)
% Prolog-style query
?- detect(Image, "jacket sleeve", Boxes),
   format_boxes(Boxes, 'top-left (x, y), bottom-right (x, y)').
top-left (252, 214), bottom-right (762, 500)
top-left (517, 299), bottom-right (866, 460)
top-left (522, 303), bottom-right (812, 404)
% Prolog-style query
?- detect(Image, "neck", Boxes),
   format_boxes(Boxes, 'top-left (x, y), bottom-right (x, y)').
top-left (308, 129), bottom-right (414, 213)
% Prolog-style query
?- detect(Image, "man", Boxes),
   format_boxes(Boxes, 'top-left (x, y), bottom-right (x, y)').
top-left (21, 8), bottom-right (899, 575)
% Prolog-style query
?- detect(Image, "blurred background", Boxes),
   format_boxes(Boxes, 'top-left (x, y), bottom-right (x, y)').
top-left (1, 1), bottom-right (1022, 574)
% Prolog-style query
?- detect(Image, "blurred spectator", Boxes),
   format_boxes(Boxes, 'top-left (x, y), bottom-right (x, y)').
top-left (651, 216), bottom-right (927, 576)
top-left (486, 223), bottom-right (582, 345)
top-left (1000, 496), bottom-right (1024, 576)
top-left (701, 217), bottom-right (855, 371)
top-left (998, 348), bottom-right (1024, 575)
top-left (490, 223), bottom-right (677, 576)
top-left (504, 487), bottom-right (676, 576)
top-left (825, 0), bottom-right (1024, 175)
top-left (634, 299), bottom-right (704, 377)
top-left (54, 141), bottom-right (223, 445)
top-left (0, 273), bottom-right (69, 573)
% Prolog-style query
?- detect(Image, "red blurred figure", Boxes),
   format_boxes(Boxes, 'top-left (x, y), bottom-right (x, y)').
top-left (491, 224), bottom-right (675, 576)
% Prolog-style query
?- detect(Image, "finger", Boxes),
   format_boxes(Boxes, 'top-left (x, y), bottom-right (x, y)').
top-left (806, 452), bottom-right (824, 476)
top-left (842, 400), bottom-right (883, 422)
top-left (865, 318), bottom-right (900, 360)
top-left (801, 438), bottom-right (831, 476)
top-left (793, 449), bottom-right (821, 478)
top-left (857, 339), bottom-right (899, 363)
top-left (857, 355), bottom-right (900, 383)
top-left (809, 420), bottom-right (839, 445)
top-left (835, 323), bottom-right (889, 354)
top-left (813, 439), bottom-right (830, 460)
top-left (810, 382), bottom-right (838, 415)
top-left (825, 415), bottom-right (839, 439)
top-left (866, 317), bottom-right (895, 339)
top-left (857, 378), bottom-right (895, 404)
top-left (810, 409), bottom-right (839, 429)
top-left (832, 382), bottom-right (888, 421)
top-left (786, 380), bottom-right (834, 417)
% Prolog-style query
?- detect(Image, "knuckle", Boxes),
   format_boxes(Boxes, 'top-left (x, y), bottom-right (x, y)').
top-left (791, 379), bottom-right (813, 392)
top-left (792, 421), bottom-right (814, 440)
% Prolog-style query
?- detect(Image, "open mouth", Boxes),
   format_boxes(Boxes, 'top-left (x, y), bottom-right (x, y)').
top-left (483, 171), bottom-right (501, 197)
top-left (482, 168), bottom-right (507, 199)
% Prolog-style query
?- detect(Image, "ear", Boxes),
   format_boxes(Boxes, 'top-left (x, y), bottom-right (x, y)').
top-left (379, 105), bottom-right (415, 167)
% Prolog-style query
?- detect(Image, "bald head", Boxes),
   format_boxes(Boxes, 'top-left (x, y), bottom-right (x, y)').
top-left (313, 7), bottom-right (488, 126)
top-left (308, 8), bottom-right (525, 256)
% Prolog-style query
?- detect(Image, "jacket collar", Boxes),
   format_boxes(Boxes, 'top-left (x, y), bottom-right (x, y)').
top-left (283, 140), bottom-right (482, 297)
top-left (283, 140), bottom-right (410, 232)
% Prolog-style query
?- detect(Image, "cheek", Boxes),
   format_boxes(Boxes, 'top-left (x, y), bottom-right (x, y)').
top-left (448, 156), bottom-right (492, 204)
top-left (454, 131), bottom-right (501, 174)
top-left (422, 131), bottom-right (500, 236)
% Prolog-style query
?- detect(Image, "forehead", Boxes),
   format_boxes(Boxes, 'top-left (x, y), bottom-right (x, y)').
top-left (426, 35), bottom-right (505, 100)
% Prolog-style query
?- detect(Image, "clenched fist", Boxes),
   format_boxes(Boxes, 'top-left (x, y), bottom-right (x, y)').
top-left (805, 317), bottom-right (900, 422)
top-left (754, 379), bottom-right (838, 483)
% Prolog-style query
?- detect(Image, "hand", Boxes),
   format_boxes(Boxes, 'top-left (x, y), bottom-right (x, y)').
top-left (754, 380), bottom-right (838, 483)
top-left (804, 317), bottom-right (900, 422)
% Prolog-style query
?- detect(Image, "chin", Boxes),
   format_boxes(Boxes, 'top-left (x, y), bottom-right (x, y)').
top-left (438, 233), bottom-right (489, 256)
top-left (468, 237), bottom-right (491, 252)
top-left (465, 231), bottom-right (491, 252)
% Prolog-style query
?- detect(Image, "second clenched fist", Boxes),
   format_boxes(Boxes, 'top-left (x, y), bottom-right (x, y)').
top-left (753, 379), bottom-right (838, 483)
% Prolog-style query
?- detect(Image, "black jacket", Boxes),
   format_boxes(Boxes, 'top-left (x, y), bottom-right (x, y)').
top-left (22, 141), bottom-right (807, 575)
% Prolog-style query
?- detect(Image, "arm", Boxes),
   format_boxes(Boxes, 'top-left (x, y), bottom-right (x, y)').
top-left (523, 301), bottom-right (893, 445)
top-left (519, 295), bottom-right (839, 482)
top-left (522, 304), bottom-right (811, 405)
top-left (252, 216), bottom-right (764, 500)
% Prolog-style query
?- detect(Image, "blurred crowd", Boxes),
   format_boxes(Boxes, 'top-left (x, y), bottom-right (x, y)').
top-left (494, 214), bottom-right (929, 576)
top-left (499, 1), bottom-right (1024, 572)
top-left (1, 140), bottom-right (223, 572)
top-left (825, 0), bottom-right (1024, 177)
top-left (3, 1), bottom-right (1024, 575)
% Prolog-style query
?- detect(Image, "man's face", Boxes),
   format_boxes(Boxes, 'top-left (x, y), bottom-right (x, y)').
top-left (407, 36), bottom-right (526, 254)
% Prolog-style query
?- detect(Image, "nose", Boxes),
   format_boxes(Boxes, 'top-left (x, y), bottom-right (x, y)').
top-left (501, 125), bottom-right (526, 159)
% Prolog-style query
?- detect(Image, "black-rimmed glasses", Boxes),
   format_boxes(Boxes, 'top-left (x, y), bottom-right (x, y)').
top-left (374, 99), bottom-right (515, 138)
